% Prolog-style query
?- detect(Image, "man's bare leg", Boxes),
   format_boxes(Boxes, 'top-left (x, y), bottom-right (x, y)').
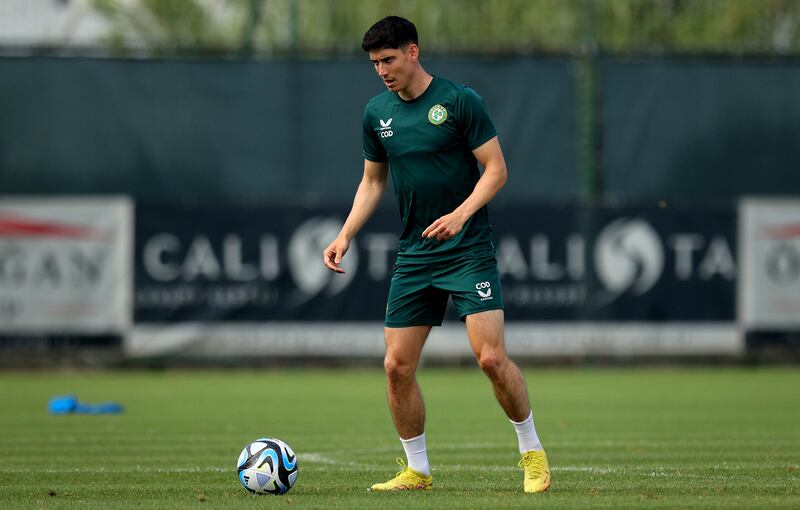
top-left (465, 309), bottom-right (531, 422)
top-left (466, 309), bottom-right (550, 493)
top-left (384, 325), bottom-right (430, 438)
top-left (369, 325), bottom-right (434, 490)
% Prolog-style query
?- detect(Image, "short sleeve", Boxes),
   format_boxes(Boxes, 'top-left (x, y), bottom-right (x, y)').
top-left (456, 87), bottom-right (497, 150)
top-left (362, 106), bottom-right (388, 162)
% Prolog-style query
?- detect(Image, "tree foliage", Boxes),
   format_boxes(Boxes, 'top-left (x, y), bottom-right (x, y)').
top-left (91, 0), bottom-right (800, 56)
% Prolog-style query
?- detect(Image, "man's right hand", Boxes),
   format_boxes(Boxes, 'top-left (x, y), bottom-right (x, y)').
top-left (322, 236), bottom-right (350, 273)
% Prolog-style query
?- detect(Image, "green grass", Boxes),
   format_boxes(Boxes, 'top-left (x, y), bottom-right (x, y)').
top-left (0, 368), bottom-right (799, 509)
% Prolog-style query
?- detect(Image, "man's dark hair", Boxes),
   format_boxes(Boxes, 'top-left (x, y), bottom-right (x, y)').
top-left (362, 16), bottom-right (418, 52)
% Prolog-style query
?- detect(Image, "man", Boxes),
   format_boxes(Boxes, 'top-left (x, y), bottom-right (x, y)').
top-left (322, 16), bottom-right (550, 493)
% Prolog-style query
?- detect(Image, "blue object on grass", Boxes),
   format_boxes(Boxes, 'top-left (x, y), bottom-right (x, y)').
top-left (48, 395), bottom-right (123, 415)
top-left (48, 394), bottom-right (78, 414)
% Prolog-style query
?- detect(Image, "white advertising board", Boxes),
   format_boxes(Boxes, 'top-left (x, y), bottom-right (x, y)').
top-left (739, 198), bottom-right (800, 328)
top-left (0, 197), bottom-right (133, 334)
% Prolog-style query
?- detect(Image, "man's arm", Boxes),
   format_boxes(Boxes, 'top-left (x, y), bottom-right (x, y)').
top-left (323, 159), bottom-right (389, 273)
top-left (421, 136), bottom-right (507, 241)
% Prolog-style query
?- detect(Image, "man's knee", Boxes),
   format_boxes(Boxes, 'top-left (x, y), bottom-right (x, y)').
top-left (384, 355), bottom-right (417, 383)
top-left (477, 348), bottom-right (508, 378)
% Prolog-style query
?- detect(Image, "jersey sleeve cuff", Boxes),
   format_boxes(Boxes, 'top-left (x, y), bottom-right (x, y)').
top-left (363, 151), bottom-right (388, 162)
top-left (468, 130), bottom-right (498, 151)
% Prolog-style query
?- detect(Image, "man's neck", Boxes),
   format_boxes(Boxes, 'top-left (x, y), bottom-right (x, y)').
top-left (398, 68), bottom-right (433, 101)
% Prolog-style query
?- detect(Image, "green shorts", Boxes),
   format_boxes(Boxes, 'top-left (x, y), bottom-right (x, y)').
top-left (384, 249), bottom-right (504, 328)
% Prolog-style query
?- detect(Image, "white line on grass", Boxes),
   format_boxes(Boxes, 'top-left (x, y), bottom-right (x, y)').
top-left (0, 463), bottom-right (790, 476)
top-left (335, 440), bottom-right (800, 452)
top-left (0, 466), bottom-right (230, 474)
top-left (3, 447), bottom-right (795, 477)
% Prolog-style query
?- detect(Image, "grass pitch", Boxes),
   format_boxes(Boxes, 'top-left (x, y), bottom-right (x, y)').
top-left (1, 367), bottom-right (798, 509)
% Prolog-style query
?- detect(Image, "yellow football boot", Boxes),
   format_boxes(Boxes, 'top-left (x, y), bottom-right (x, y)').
top-left (518, 449), bottom-right (551, 493)
top-left (369, 458), bottom-right (432, 491)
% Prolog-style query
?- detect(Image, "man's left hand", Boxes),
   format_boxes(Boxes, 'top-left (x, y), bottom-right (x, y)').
top-left (422, 211), bottom-right (468, 241)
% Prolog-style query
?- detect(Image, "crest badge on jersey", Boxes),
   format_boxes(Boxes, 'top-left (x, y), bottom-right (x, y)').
top-left (428, 104), bottom-right (448, 125)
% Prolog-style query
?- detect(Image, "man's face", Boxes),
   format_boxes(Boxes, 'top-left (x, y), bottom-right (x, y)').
top-left (369, 45), bottom-right (417, 93)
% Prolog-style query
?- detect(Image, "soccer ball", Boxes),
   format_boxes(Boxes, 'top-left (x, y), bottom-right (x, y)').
top-left (236, 438), bottom-right (298, 495)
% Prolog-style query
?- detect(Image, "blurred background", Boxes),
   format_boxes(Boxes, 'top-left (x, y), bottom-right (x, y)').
top-left (1, 0), bottom-right (799, 365)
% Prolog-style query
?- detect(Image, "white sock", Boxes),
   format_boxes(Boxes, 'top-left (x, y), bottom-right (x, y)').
top-left (400, 433), bottom-right (430, 476)
top-left (510, 411), bottom-right (543, 454)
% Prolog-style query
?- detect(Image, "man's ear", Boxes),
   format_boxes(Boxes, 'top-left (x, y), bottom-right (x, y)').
top-left (406, 43), bottom-right (419, 63)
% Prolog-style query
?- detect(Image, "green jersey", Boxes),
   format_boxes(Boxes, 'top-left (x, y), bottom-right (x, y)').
top-left (362, 76), bottom-right (498, 264)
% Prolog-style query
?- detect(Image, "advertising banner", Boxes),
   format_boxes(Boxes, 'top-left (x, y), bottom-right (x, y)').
top-left (134, 204), bottom-right (399, 323)
top-left (130, 203), bottom-right (739, 357)
top-left (739, 198), bottom-right (800, 328)
top-left (0, 197), bottom-right (133, 334)
top-left (495, 205), bottom-right (736, 321)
